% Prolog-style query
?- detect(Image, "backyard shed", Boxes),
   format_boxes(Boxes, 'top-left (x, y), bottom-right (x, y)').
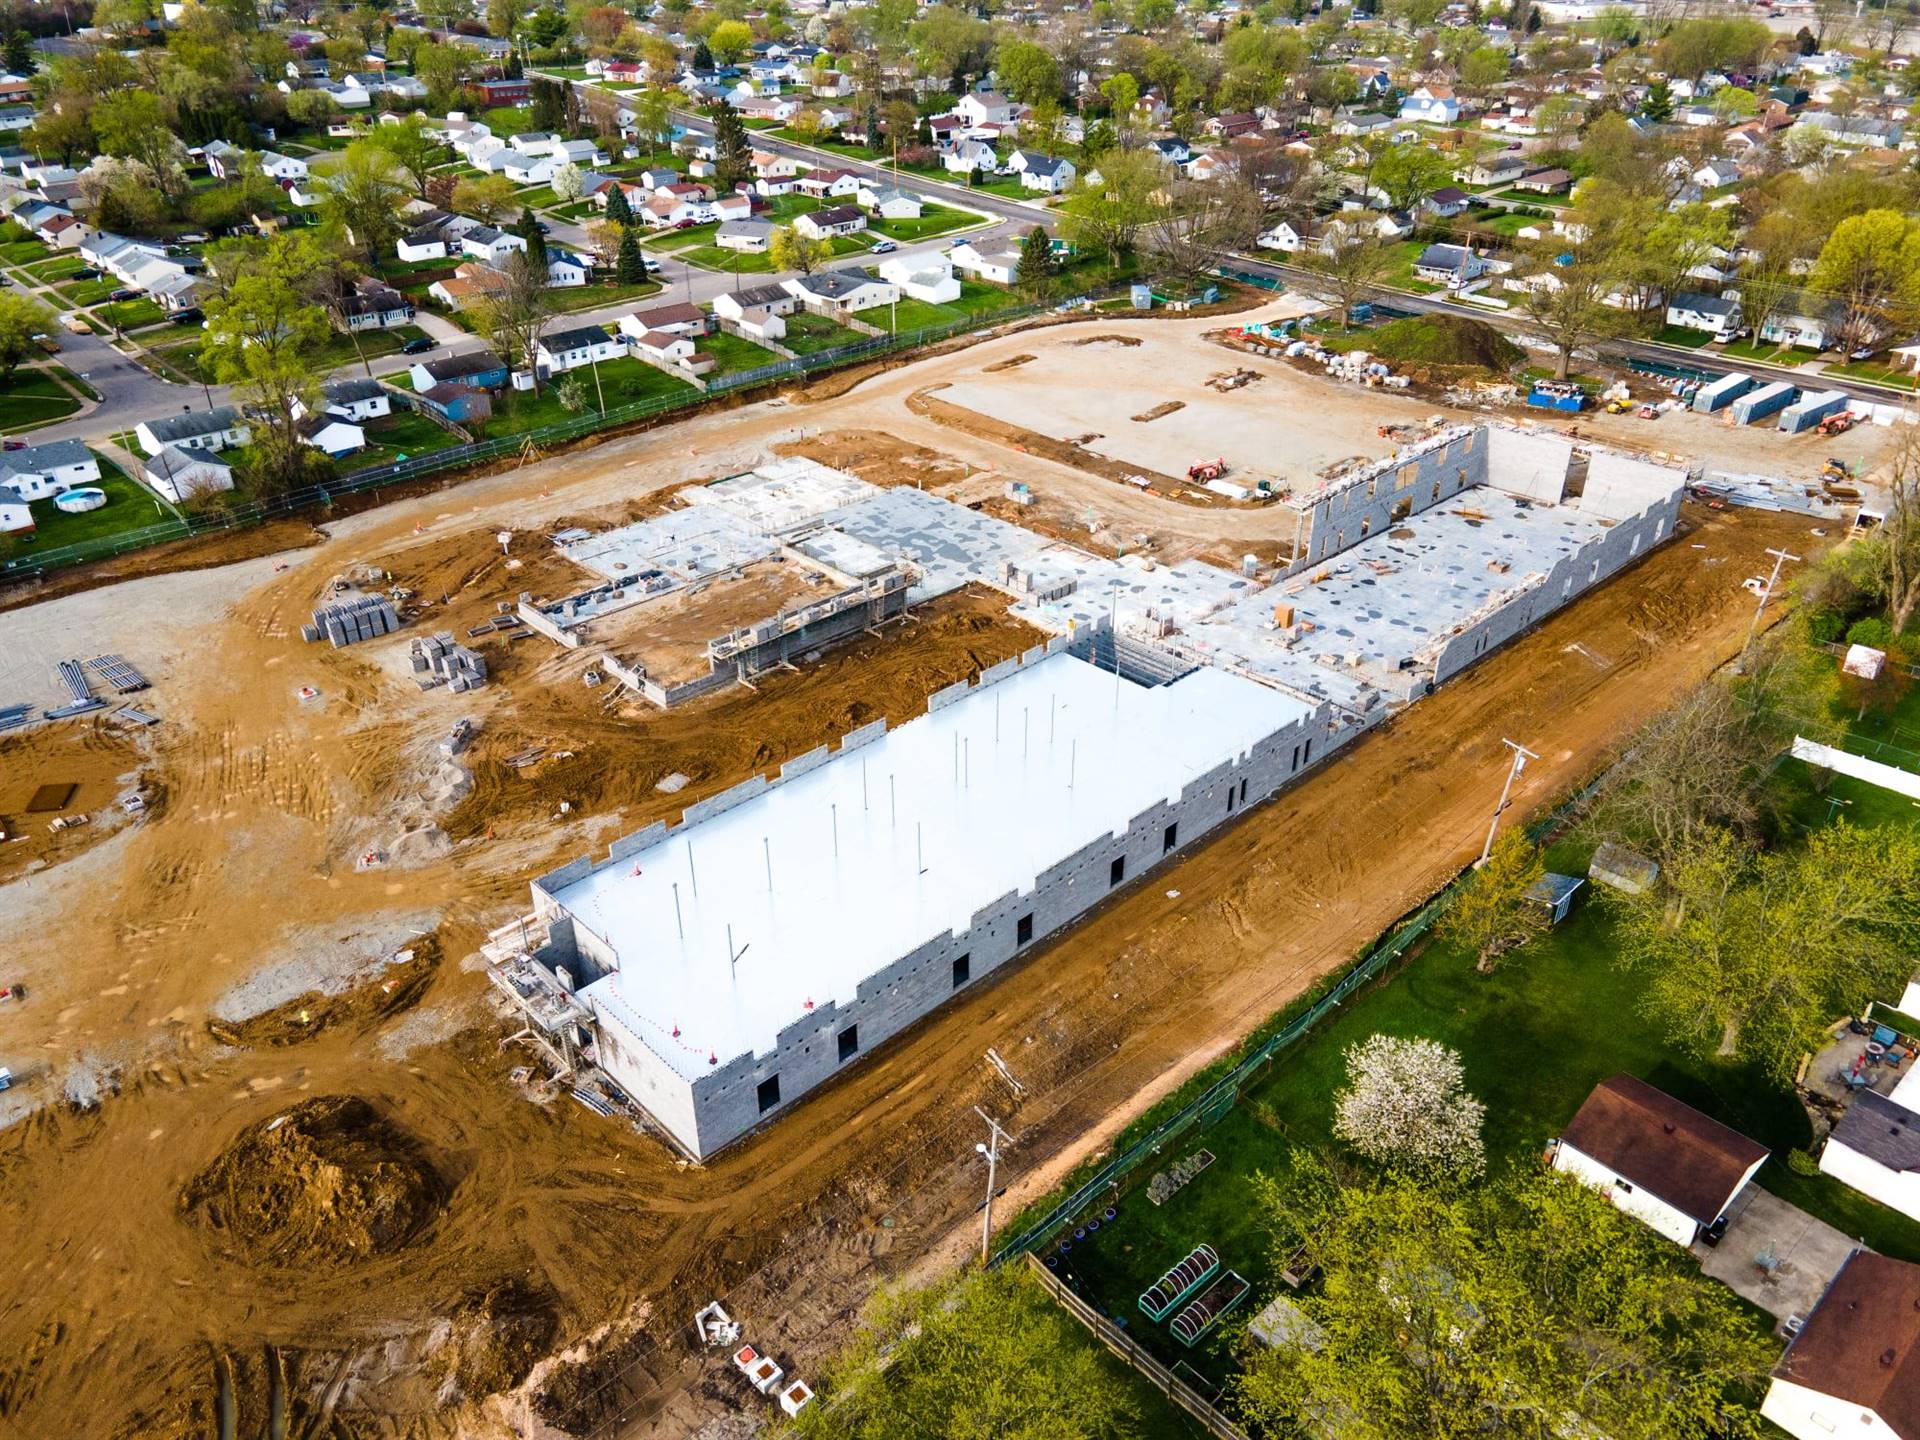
top-left (1525, 872), bottom-right (1584, 925)
top-left (1588, 841), bottom-right (1659, 895)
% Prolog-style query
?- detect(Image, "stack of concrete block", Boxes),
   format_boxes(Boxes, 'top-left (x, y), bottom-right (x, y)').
top-left (441, 716), bottom-right (477, 757)
top-left (304, 595), bottom-right (401, 647)
top-left (411, 633), bottom-right (489, 693)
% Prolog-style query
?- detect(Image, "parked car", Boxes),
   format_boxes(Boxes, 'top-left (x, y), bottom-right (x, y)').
top-left (2, 439), bottom-right (26, 450)
top-left (71, 266), bottom-right (99, 279)
top-left (535, 220), bottom-right (552, 234)
top-left (400, 336), bottom-right (436, 355)
top-left (171, 307), bottom-right (203, 325)
top-left (108, 287), bottom-right (139, 302)
top-left (870, 239), bottom-right (897, 254)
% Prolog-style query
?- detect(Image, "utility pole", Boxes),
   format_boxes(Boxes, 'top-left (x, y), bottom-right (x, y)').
top-left (1745, 546), bottom-right (1800, 653)
top-left (1479, 737), bottom-right (1539, 866)
top-left (974, 1106), bottom-right (1015, 1264)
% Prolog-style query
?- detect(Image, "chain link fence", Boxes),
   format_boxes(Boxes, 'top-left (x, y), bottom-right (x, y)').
top-left (2, 291), bottom-right (1095, 581)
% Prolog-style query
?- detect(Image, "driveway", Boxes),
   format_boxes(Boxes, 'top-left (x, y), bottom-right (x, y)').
top-left (1693, 1186), bottom-right (1858, 1325)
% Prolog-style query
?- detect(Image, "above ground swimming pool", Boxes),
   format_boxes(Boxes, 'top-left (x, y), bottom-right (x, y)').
top-left (54, 487), bottom-right (106, 514)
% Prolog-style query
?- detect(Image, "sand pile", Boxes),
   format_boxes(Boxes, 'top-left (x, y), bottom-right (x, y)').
top-left (180, 1097), bottom-right (444, 1267)
top-left (452, 1281), bottom-right (559, 1397)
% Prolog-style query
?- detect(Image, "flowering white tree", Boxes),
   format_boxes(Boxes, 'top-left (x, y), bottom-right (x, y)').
top-left (551, 162), bottom-right (586, 204)
top-left (1332, 1035), bottom-right (1486, 1180)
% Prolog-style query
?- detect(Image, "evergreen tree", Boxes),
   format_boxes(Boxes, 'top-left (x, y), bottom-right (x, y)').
top-left (864, 103), bottom-right (880, 151)
top-left (504, 50), bottom-right (523, 79)
top-left (1642, 77), bottom-right (1674, 122)
top-left (513, 204), bottom-right (547, 264)
top-left (710, 100), bottom-right (752, 190)
top-left (4, 31), bottom-right (35, 75)
top-left (1016, 225), bottom-right (1053, 303)
top-left (692, 38), bottom-right (714, 71)
top-left (616, 225), bottom-right (646, 284)
top-left (529, 77), bottom-right (565, 132)
top-left (562, 80), bottom-right (584, 136)
top-left (605, 182), bottom-right (633, 226)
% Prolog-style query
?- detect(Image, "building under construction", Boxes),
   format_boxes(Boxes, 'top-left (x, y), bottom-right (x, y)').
top-left (488, 424), bottom-right (1688, 1157)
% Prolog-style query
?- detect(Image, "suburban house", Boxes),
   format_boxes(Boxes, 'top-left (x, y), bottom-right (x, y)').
top-left (134, 407), bottom-right (251, 457)
top-left (1551, 1073), bottom-right (1769, 1246)
top-left (1666, 291), bottom-right (1743, 338)
top-left (409, 350), bottom-right (510, 393)
top-left (1818, 1071), bottom-right (1920, 1221)
top-left (341, 276), bottom-right (415, 331)
top-left (257, 150), bottom-right (309, 181)
top-left (751, 149), bottom-right (800, 179)
top-left (785, 266), bottom-right (897, 315)
top-left (460, 226), bottom-right (529, 264)
top-left (0, 439), bottom-right (100, 501)
top-left (414, 383), bottom-right (491, 426)
top-left (618, 302), bottom-right (710, 340)
top-left (1013, 153), bottom-right (1075, 194)
top-left (297, 414), bottom-right (366, 456)
top-left (717, 218), bottom-right (776, 253)
top-left (427, 263), bottom-right (512, 310)
top-left (1514, 167), bottom-right (1573, 194)
top-left (795, 205), bottom-right (867, 240)
top-left (1330, 108), bottom-right (1394, 138)
top-left (536, 325), bottom-right (623, 376)
top-left (627, 328), bottom-right (706, 373)
top-left (954, 90), bottom-right (1015, 127)
top-left (0, 484), bottom-right (30, 535)
top-left (1400, 85), bottom-right (1461, 123)
top-left (545, 250), bottom-right (595, 288)
top-left (299, 376), bottom-right (391, 424)
top-left (943, 137), bottom-right (998, 176)
top-left (1465, 153), bottom-right (1526, 187)
top-left (1423, 186), bottom-right (1470, 219)
top-left (796, 167), bottom-right (862, 199)
top-left (1693, 157), bottom-right (1742, 189)
top-left (712, 282), bottom-right (797, 343)
top-left (1412, 243), bottom-right (1491, 286)
top-left (1759, 293), bottom-right (1853, 352)
top-left (949, 240), bottom-right (1022, 286)
top-left (859, 184), bottom-right (923, 220)
top-left (144, 445), bottom-right (234, 503)
top-left (877, 252), bottom-right (959, 304)
top-left (1761, 1249), bottom-right (1920, 1440)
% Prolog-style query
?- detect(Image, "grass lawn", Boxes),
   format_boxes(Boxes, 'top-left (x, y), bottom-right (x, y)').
top-left (1722, 339), bottom-right (1821, 366)
top-left (1824, 359), bottom-right (1920, 390)
top-left (547, 280), bottom-right (662, 313)
top-left (345, 409), bottom-right (467, 470)
top-left (550, 200), bottom-right (598, 221)
top-left (880, 296), bottom-right (965, 332)
top-left (0, 367), bottom-right (84, 429)
top-left (9, 464), bottom-right (173, 555)
top-left (21, 253), bottom-right (87, 282)
top-left (56, 276), bottom-right (117, 305)
top-left (870, 202), bottom-right (985, 242)
top-left (1058, 790), bottom-right (1920, 1391)
top-left (96, 298), bottom-right (167, 332)
top-left (680, 244), bottom-right (774, 274)
top-left (479, 104), bottom-right (538, 136)
top-left (1652, 324), bottom-right (1719, 349)
top-left (516, 185), bottom-right (563, 210)
top-left (698, 330), bottom-right (782, 375)
top-left (1465, 210), bottom-right (1537, 238)
top-left (647, 221), bottom-right (721, 252)
top-left (0, 238), bottom-right (48, 265)
top-left (780, 310), bottom-right (865, 355)
top-left (483, 356), bottom-right (696, 435)
top-left (1374, 239), bottom-right (1428, 288)
top-left (766, 129), bottom-right (882, 161)
top-left (962, 175), bottom-right (1037, 201)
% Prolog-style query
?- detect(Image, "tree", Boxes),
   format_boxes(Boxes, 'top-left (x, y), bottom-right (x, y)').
top-left (1143, 179), bottom-right (1261, 292)
top-left (200, 234), bottom-right (334, 495)
top-left (768, 223), bottom-right (830, 275)
top-left (4, 31), bottom-right (37, 76)
top-left (793, 1266), bottom-right (1141, 1440)
top-left (1516, 227), bottom-right (1629, 382)
top-left (1460, 44), bottom-right (1508, 90)
top-left (1641, 76), bottom-right (1674, 122)
top-left (710, 100), bottom-right (754, 191)
top-left (0, 293), bottom-right (53, 381)
top-left (1595, 679), bottom-right (1776, 866)
top-left (369, 114), bottom-right (446, 198)
top-left (453, 173), bottom-right (518, 225)
top-left (412, 42), bottom-right (468, 112)
top-left (90, 90), bottom-right (188, 205)
top-left (1240, 1163), bottom-right (1776, 1440)
top-left (1058, 148), bottom-right (1167, 266)
top-left (1867, 422), bottom-right (1920, 635)
top-left (512, 205), bottom-right (547, 266)
top-left (994, 37), bottom-right (1061, 104)
top-left (1101, 71), bottom-right (1139, 128)
top-left (1373, 144), bottom-right (1454, 213)
top-left (529, 76), bottom-right (566, 133)
top-left (707, 18), bottom-right (754, 65)
top-left (615, 224), bottom-right (647, 284)
top-left (1612, 822), bottom-right (1920, 1079)
top-left (604, 182), bottom-right (634, 227)
top-left (1812, 208), bottom-right (1920, 354)
top-left (469, 252), bottom-right (553, 393)
top-left (1300, 226), bottom-right (1393, 330)
top-left (551, 161), bottom-right (586, 205)
top-left (1015, 225), bottom-right (1054, 305)
top-left (633, 88), bottom-right (673, 159)
top-left (1333, 1035), bottom-right (1486, 1179)
top-left (325, 141), bottom-right (410, 266)
top-left (486, 0), bottom-right (527, 39)
top-left (1441, 829), bottom-right (1547, 973)
top-left (93, 0), bottom-right (156, 37)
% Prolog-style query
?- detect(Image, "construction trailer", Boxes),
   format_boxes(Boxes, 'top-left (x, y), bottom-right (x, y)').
top-left (1731, 381), bottom-right (1796, 426)
top-left (1692, 372), bottom-right (1753, 414)
top-left (1777, 390), bottom-right (1849, 435)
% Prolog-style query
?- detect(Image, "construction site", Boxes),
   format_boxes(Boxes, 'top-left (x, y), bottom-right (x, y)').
top-left (0, 297), bottom-right (1893, 1440)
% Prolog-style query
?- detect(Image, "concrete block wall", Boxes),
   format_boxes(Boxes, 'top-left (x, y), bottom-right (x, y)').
top-left (1287, 428), bottom-right (1485, 574)
top-left (673, 695), bottom-right (1332, 1157)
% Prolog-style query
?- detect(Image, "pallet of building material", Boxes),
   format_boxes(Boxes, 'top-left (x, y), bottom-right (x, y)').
top-left (309, 594), bottom-right (402, 648)
top-left (117, 708), bottom-right (161, 727)
top-left (440, 718), bottom-right (477, 758)
top-left (503, 746), bottom-right (548, 770)
top-left (410, 633), bottom-right (488, 690)
top-left (86, 655), bottom-right (148, 694)
top-left (56, 659), bottom-right (92, 705)
top-left (42, 699), bottom-right (106, 721)
top-left (0, 712), bottom-right (30, 734)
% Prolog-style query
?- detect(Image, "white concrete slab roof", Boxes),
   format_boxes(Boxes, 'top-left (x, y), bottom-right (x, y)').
top-left (561, 652), bottom-right (1312, 1078)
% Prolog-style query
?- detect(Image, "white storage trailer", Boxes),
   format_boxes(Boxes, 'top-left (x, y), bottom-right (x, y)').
top-left (1731, 381), bottom-right (1795, 425)
top-left (1778, 390), bottom-right (1849, 434)
top-left (1692, 372), bottom-right (1752, 414)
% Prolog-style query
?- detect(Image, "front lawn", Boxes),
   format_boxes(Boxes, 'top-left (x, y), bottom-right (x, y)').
top-left (95, 298), bottom-right (167, 331)
top-left (57, 276), bottom-right (119, 305)
top-left (1722, 338), bottom-right (1822, 366)
top-left (479, 104), bottom-right (538, 136)
top-left (1824, 359), bottom-right (1920, 391)
top-left (870, 202), bottom-right (986, 242)
top-left (780, 310), bottom-right (866, 355)
top-left (680, 244), bottom-right (774, 274)
top-left (9, 464), bottom-right (172, 555)
top-left (1652, 324), bottom-right (1719, 349)
top-left (0, 367), bottom-right (84, 429)
top-left (546, 279), bottom-right (663, 313)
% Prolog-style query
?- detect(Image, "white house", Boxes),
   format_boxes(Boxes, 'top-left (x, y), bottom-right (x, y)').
top-left (618, 302), bottom-right (709, 340)
top-left (0, 439), bottom-right (100, 501)
top-left (955, 90), bottom-right (1015, 127)
top-left (303, 376), bottom-right (391, 423)
top-left (859, 184), bottom-right (923, 220)
top-left (949, 240), bottom-right (1021, 286)
top-left (1399, 86), bottom-right (1461, 123)
top-left (1759, 294), bottom-right (1851, 352)
top-left (943, 138), bottom-right (998, 176)
top-left (144, 445), bottom-right (234, 503)
top-left (135, 407), bottom-right (251, 457)
top-left (1760, 1249), bottom-right (1920, 1440)
top-left (1014, 153), bottom-right (1075, 194)
top-left (257, 150), bottom-right (309, 181)
top-left (546, 250), bottom-right (594, 288)
top-left (784, 266), bottom-right (896, 314)
top-left (497, 151), bottom-right (560, 185)
top-left (713, 283), bottom-right (798, 329)
top-left (717, 218), bottom-right (776, 253)
top-left (795, 204), bottom-right (866, 240)
top-left (1552, 1073), bottom-right (1769, 1247)
top-left (877, 252), bottom-right (960, 304)
top-left (460, 226), bottom-right (529, 264)
top-left (1818, 1074), bottom-right (1920, 1221)
top-left (0, 484), bottom-right (30, 535)
top-left (1666, 291), bottom-right (1742, 338)
top-left (1412, 243), bottom-right (1490, 286)
top-left (536, 324), bottom-right (623, 375)
top-left (298, 414), bottom-right (366, 456)
top-left (627, 328), bottom-right (698, 367)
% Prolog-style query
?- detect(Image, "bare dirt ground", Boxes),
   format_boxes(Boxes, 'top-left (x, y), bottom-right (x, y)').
top-left (591, 560), bottom-right (836, 687)
top-left (0, 295), bottom-right (1883, 1440)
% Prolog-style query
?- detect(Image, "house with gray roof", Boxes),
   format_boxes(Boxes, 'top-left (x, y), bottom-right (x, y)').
top-left (0, 439), bottom-right (99, 501)
top-left (1819, 1080), bottom-right (1920, 1221)
top-left (134, 406), bottom-right (251, 457)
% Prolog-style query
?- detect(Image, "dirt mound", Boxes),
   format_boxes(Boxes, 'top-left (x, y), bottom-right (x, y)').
top-left (1070, 333), bottom-right (1142, 347)
top-left (1362, 315), bottom-right (1522, 373)
top-left (180, 1097), bottom-right (445, 1268)
top-left (208, 935), bottom-right (441, 1048)
top-left (453, 1280), bottom-right (560, 1397)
